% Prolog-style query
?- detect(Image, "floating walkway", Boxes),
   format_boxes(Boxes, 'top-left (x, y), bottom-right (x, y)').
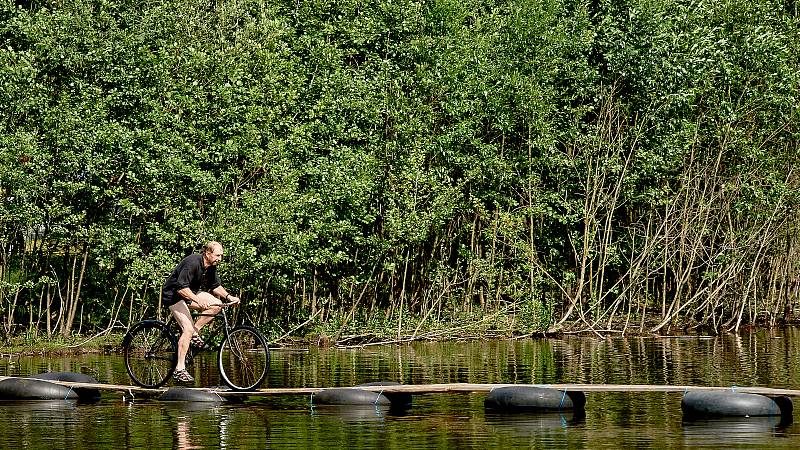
top-left (1, 375), bottom-right (799, 399)
top-left (1, 375), bottom-right (795, 419)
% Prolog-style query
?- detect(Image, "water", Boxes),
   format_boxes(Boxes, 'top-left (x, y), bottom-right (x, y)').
top-left (2, 328), bottom-right (800, 448)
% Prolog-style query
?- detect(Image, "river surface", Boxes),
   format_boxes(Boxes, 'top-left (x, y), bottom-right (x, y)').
top-left (2, 328), bottom-right (800, 448)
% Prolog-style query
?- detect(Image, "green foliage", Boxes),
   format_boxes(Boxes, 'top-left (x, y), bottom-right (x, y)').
top-left (1, 0), bottom-right (798, 339)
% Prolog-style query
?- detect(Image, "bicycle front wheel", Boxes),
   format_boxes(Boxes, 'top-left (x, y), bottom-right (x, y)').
top-left (123, 320), bottom-right (177, 388)
top-left (218, 325), bottom-right (270, 391)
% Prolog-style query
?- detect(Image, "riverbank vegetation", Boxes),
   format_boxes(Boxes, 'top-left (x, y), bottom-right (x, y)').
top-left (2, 0), bottom-right (799, 345)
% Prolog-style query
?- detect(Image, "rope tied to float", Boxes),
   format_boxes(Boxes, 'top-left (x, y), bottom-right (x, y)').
top-left (64, 385), bottom-right (76, 401)
top-left (209, 388), bottom-right (224, 402)
top-left (374, 390), bottom-right (384, 406)
top-left (559, 388), bottom-right (568, 409)
top-left (731, 385), bottom-right (738, 392)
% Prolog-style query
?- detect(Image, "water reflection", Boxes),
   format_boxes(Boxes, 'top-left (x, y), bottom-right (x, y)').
top-left (160, 405), bottom-right (221, 450)
top-left (175, 415), bottom-right (201, 450)
top-left (0, 400), bottom-right (74, 448)
top-left (484, 411), bottom-right (586, 431)
top-left (158, 402), bottom-right (273, 449)
top-left (0, 398), bottom-right (78, 417)
top-left (2, 329), bottom-right (800, 448)
top-left (0, 398), bottom-right (77, 409)
top-left (5, 329), bottom-right (800, 391)
top-left (682, 416), bottom-right (793, 446)
top-left (310, 404), bottom-right (392, 422)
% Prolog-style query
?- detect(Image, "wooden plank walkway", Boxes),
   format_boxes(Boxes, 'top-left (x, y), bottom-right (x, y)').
top-left (3, 375), bottom-right (800, 399)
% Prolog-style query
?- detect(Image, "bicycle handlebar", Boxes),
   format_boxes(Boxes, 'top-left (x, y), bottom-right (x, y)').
top-left (186, 299), bottom-right (239, 308)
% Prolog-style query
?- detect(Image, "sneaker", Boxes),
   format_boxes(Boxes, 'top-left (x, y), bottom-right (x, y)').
top-left (173, 369), bottom-right (195, 383)
top-left (190, 335), bottom-right (206, 349)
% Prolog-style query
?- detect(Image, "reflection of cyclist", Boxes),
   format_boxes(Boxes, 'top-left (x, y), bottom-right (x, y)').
top-left (175, 417), bottom-right (194, 449)
top-left (162, 241), bottom-right (240, 383)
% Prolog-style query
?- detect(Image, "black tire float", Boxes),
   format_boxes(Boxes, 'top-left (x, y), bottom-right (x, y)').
top-left (681, 390), bottom-right (793, 419)
top-left (32, 372), bottom-right (102, 402)
top-left (160, 387), bottom-right (227, 403)
top-left (484, 386), bottom-right (587, 412)
top-left (0, 372), bottom-right (101, 402)
top-left (312, 388), bottom-right (393, 406)
top-left (0, 377), bottom-right (79, 401)
top-left (357, 381), bottom-right (412, 409)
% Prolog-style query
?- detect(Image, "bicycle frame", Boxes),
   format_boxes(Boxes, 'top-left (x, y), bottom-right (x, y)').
top-left (123, 301), bottom-right (270, 390)
top-left (166, 303), bottom-right (236, 355)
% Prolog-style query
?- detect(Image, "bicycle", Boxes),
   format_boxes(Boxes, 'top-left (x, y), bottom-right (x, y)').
top-left (121, 302), bottom-right (270, 391)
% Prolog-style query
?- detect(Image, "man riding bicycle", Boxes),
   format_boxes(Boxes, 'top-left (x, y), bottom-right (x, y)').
top-left (161, 241), bottom-right (240, 383)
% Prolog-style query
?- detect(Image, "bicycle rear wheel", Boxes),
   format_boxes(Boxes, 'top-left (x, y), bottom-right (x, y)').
top-left (218, 325), bottom-right (270, 391)
top-left (123, 320), bottom-right (178, 388)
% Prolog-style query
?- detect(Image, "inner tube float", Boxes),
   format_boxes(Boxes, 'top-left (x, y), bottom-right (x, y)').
top-left (160, 387), bottom-right (228, 403)
top-left (0, 378), bottom-right (79, 401)
top-left (357, 381), bottom-right (412, 409)
top-left (0, 372), bottom-right (101, 402)
top-left (32, 372), bottom-right (102, 402)
top-left (682, 390), bottom-right (793, 418)
top-left (312, 388), bottom-right (393, 406)
top-left (484, 386), bottom-right (586, 412)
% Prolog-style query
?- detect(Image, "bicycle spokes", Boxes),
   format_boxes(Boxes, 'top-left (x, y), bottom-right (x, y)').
top-left (124, 321), bottom-right (177, 389)
top-left (218, 326), bottom-right (269, 391)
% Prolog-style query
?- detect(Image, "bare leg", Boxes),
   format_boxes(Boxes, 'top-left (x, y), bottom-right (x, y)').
top-left (169, 301), bottom-right (195, 372)
top-left (191, 292), bottom-right (223, 333)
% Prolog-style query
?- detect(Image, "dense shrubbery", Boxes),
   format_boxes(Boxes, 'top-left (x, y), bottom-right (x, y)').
top-left (1, 0), bottom-right (798, 342)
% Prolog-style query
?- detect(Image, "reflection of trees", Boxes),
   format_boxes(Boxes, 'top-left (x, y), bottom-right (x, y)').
top-left (276, 331), bottom-right (800, 397)
top-left (259, 334), bottom-right (800, 447)
top-left (3, 332), bottom-right (800, 448)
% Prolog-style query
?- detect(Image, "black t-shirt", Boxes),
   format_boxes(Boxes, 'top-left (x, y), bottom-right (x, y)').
top-left (161, 254), bottom-right (221, 306)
